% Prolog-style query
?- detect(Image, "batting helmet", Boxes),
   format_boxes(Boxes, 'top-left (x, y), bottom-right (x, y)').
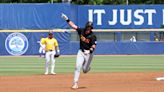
top-left (85, 21), bottom-right (93, 29)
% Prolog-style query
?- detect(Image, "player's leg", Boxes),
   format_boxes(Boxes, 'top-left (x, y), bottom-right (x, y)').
top-left (72, 50), bottom-right (85, 89)
top-left (50, 51), bottom-right (56, 74)
top-left (82, 53), bottom-right (94, 73)
top-left (45, 51), bottom-right (50, 75)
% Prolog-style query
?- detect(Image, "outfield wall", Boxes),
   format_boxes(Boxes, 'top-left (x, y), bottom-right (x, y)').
top-left (0, 4), bottom-right (164, 55)
top-left (0, 31), bottom-right (164, 56)
top-left (0, 4), bottom-right (164, 29)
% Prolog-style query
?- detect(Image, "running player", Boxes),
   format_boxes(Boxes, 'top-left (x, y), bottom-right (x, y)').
top-left (61, 13), bottom-right (97, 89)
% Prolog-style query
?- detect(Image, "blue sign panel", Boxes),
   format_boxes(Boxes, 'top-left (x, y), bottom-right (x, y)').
top-left (78, 5), bottom-right (164, 29)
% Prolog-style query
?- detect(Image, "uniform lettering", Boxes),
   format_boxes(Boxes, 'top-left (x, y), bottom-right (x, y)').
top-left (80, 35), bottom-right (90, 43)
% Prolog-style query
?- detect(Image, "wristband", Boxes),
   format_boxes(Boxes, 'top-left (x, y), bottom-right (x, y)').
top-left (66, 19), bottom-right (70, 23)
top-left (90, 47), bottom-right (95, 53)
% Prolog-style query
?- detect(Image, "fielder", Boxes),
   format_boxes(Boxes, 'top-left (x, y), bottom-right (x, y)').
top-left (41, 32), bottom-right (60, 75)
top-left (61, 13), bottom-right (97, 89)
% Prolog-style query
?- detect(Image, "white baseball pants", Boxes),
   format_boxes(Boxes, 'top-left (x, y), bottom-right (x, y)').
top-left (45, 50), bottom-right (56, 73)
top-left (73, 50), bottom-right (93, 83)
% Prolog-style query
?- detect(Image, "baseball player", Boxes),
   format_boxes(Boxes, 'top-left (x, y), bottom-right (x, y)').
top-left (38, 35), bottom-right (45, 57)
top-left (61, 13), bottom-right (97, 89)
top-left (41, 32), bottom-right (60, 75)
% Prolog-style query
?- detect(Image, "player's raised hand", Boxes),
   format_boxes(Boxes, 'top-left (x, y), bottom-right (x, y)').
top-left (61, 13), bottom-right (68, 21)
top-left (61, 13), bottom-right (78, 30)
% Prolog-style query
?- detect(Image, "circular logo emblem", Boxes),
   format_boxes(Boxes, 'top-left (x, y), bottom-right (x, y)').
top-left (5, 33), bottom-right (29, 56)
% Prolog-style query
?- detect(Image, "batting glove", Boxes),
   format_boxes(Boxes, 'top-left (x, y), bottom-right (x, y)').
top-left (61, 13), bottom-right (69, 21)
top-left (90, 48), bottom-right (94, 54)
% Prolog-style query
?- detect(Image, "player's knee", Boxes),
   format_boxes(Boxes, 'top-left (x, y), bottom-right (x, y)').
top-left (46, 60), bottom-right (50, 63)
top-left (83, 68), bottom-right (87, 73)
top-left (75, 66), bottom-right (81, 72)
top-left (83, 67), bottom-right (90, 73)
top-left (51, 60), bottom-right (55, 63)
top-left (45, 59), bottom-right (50, 63)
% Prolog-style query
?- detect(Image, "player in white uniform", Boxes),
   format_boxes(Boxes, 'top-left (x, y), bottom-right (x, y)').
top-left (62, 13), bottom-right (97, 89)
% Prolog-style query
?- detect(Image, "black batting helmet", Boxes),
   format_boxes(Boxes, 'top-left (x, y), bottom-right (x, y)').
top-left (85, 21), bottom-right (93, 29)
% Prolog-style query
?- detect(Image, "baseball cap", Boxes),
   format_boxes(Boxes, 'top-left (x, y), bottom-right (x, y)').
top-left (49, 32), bottom-right (53, 35)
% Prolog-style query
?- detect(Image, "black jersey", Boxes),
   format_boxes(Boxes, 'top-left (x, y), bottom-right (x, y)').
top-left (76, 28), bottom-right (97, 51)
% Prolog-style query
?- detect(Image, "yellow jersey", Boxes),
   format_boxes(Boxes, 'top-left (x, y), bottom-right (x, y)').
top-left (40, 38), bottom-right (45, 42)
top-left (41, 37), bottom-right (59, 51)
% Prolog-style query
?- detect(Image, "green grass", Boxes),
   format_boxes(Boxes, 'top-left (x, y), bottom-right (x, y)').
top-left (0, 55), bottom-right (164, 76)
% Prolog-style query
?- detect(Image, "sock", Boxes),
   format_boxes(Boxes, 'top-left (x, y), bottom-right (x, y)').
top-left (45, 61), bottom-right (49, 73)
top-left (51, 60), bottom-right (55, 73)
top-left (74, 67), bottom-right (81, 83)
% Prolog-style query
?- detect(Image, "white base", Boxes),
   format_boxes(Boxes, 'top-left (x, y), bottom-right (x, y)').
top-left (156, 77), bottom-right (164, 81)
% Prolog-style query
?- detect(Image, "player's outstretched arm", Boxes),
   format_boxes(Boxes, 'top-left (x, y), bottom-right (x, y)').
top-left (61, 13), bottom-right (78, 30)
top-left (54, 46), bottom-right (60, 58)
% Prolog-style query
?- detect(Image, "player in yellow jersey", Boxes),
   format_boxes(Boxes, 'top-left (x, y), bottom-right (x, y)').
top-left (41, 32), bottom-right (60, 75)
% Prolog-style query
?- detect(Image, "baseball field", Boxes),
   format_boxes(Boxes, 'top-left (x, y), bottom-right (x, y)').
top-left (0, 55), bottom-right (164, 92)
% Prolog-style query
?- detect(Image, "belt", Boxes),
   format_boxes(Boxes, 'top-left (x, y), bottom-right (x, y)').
top-left (47, 50), bottom-right (53, 52)
top-left (81, 49), bottom-right (89, 52)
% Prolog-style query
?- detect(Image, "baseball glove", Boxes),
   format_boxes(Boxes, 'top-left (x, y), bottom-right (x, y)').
top-left (54, 54), bottom-right (60, 58)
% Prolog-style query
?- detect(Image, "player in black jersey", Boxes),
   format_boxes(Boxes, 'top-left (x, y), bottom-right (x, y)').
top-left (62, 13), bottom-right (97, 89)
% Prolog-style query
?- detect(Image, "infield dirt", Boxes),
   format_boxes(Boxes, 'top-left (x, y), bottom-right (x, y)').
top-left (0, 72), bottom-right (164, 92)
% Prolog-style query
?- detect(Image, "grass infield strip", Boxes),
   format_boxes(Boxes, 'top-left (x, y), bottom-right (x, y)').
top-left (0, 55), bottom-right (164, 76)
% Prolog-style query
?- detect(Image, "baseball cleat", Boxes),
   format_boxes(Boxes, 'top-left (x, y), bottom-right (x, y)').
top-left (50, 72), bottom-right (56, 75)
top-left (44, 72), bottom-right (49, 75)
top-left (72, 83), bottom-right (78, 89)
